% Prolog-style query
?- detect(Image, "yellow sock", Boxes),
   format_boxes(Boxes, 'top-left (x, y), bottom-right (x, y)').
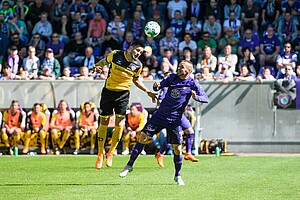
top-left (24, 131), bottom-right (31, 148)
top-left (2, 132), bottom-right (10, 147)
top-left (51, 133), bottom-right (59, 148)
top-left (123, 133), bottom-right (130, 151)
top-left (60, 131), bottom-right (70, 149)
top-left (97, 124), bottom-right (108, 155)
top-left (74, 131), bottom-right (80, 150)
top-left (90, 131), bottom-right (96, 149)
top-left (39, 130), bottom-right (46, 149)
top-left (13, 134), bottom-right (21, 147)
top-left (109, 126), bottom-right (123, 154)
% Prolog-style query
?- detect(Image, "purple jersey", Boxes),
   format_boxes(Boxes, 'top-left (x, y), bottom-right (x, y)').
top-left (153, 74), bottom-right (208, 123)
top-left (260, 35), bottom-right (280, 55)
top-left (239, 39), bottom-right (259, 53)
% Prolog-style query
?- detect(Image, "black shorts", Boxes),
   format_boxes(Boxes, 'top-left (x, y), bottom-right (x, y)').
top-left (99, 87), bottom-right (130, 116)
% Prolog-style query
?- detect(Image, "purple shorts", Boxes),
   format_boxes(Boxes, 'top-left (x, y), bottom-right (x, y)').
top-left (181, 114), bottom-right (192, 130)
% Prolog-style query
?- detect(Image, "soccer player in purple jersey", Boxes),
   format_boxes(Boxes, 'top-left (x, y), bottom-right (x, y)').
top-left (119, 60), bottom-right (209, 185)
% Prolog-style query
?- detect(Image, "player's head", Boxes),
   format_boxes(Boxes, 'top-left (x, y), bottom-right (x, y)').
top-left (83, 102), bottom-right (92, 113)
top-left (128, 40), bottom-right (145, 60)
top-left (33, 103), bottom-right (42, 114)
top-left (177, 60), bottom-right (193, 78)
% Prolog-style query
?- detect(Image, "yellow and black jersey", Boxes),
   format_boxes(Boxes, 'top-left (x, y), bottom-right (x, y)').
top-left (105, 50), bottom-right (143, 91)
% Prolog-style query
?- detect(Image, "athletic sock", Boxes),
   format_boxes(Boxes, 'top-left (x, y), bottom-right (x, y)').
top-left (59, 132), bottom-right (70, 149)
top-left (109, 125), bottom-right (123, 154)
top-left (185, 133), bottom-right (195, 154)
top-left (39, 130), bottom-right (46, 149)
top-left (74, 131), bottom-right (80, 150)
top-left (90, 131), bottom-right (96, 149)
top-left (174, 154), bottom-right (183, 177)
top-left (97, 124), bottom-right (108, 155)
top-left (127, 142), bottom-right (144, 166)
top-left (123, 133), bottom-right (130, 151)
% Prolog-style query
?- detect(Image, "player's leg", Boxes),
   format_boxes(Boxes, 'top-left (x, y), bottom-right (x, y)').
top-left (122, 129), bottom-right (131, 155)
top-left (39, 130), bottom-right (47, 154)
top-left (1, 128), bottom-right (12, 154)
top-left (12, 128), bottom-right (21, 149)
top-left (182, 115), bottom-right (199, 162)
top-left (51, 129), bottom-right (60, 154)
top-left (22, 130), bottom-right (32, 154)
top-left (89, 129), bottom-right (96, 155)
top-left (59, 128), bottom-right (71, 150)
top-left (73, 129), bottom-right (81, 155)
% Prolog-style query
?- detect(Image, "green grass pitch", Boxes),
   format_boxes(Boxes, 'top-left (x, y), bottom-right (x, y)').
top-left (0, 155), bottom-right (299, 200)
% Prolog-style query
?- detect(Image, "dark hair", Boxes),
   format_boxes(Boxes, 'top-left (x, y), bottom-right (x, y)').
top-left (183, 47), bottom-right (192, 52)
top-left (131, 40), bottom-right (145, 48)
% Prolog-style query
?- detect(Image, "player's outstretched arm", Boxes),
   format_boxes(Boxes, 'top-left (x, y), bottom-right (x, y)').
top-left (192, 82), bottom-right (209, 103)
top-left (133, 77), bottom-right (157, 103)
top-left (92, 59), bottom-right (109, 73)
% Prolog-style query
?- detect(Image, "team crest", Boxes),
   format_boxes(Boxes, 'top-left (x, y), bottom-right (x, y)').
top-left (170, 88), bottom-right (181, 98)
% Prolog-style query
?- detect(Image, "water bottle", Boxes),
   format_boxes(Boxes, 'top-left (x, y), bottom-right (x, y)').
top-left (13, 147), bottom-right (18, 157)
top-left (215, 147), bottom-right (220, 157)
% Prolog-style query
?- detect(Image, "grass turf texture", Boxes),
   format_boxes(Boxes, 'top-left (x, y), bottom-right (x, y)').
top-left (0, 155), bottom-right (299, 200)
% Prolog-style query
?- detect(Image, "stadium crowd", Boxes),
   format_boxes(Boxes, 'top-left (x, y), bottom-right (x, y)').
top-left (0, 0), bottom-right (300, 81)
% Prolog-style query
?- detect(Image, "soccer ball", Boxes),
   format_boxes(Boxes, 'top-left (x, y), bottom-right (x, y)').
top-left (144, 21), bottom-right (160, 38)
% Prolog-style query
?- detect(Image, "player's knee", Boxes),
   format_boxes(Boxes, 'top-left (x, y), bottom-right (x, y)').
top-left (138, 132), bottom-right (151, 144)
top-left (172, 144), bottom-right (182, 155)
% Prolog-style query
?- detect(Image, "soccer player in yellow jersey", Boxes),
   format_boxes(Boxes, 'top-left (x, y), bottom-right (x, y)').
top-left (93, 40), bottom-right (157, 170)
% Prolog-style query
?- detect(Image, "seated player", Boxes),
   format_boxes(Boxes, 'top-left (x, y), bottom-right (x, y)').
top-left (74, 102), bottom-right (98, 155)
top-left (122, 103), bottom-right (146, 156)
top-left (1, 100), bottom-right (26, 155)
top-left (23, 103), bottom-right (47, 154)
top-left (49, 100), bottom-right (76, 155)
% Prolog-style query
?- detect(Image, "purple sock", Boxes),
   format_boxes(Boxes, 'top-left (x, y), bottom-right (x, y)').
top-left (159, 140), bottom-right (169, 155)
top-left (127, 142), bottom-right (144, 166)
top-left (173, 154), bottom-right (182, 177)
top-left (186, 133), bottom-right (194, 154)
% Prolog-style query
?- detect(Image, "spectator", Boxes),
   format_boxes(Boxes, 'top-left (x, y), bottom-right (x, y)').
top-left (257, 66), bottom-right (276, 83)
top-left (223, 11), bottom-right (241, 39)
top-left (159, 28), bottom-right (179, 59)
top-left (58, 66), bottom-right (75, 81)
top-left (38, 48), bottom-right (61, 80)
top-left (126, 11), bottom-right (145, 41)
top-left (196, 46), bottom-right (217, 73)
top-left (108, 0), bottom-right (129, 22)
top-left (122, 31), bottom-right (134, 51)
top-left (148, 9), bottom-right (166, 41)
top-left (224, 0), bottom-right (241, 20)
top-left (277, 11), bottom-right (299, 44)
top-left (147, 0), bottom-right (165, 22)
top-left (276, 42), bottom-right (297, 79)
top-left (155, 61), bottom-right (172, 80)
top-left (70, 11), bottom-right (88, 39)
top-left (100, 31), bottom-right (119, 56)
top-left (28, 33), bottom-right (46, 61)
top-left (0, 13), bottom-right (9, 36)
top-left (26, 0), bottom-right (48, 33)
top-left (69, 0), bottom-right (88, 21)
top-left (185, 14), bottom-right (202, 42)
top-left (63, 32), bottom-right (86, 68)
top-left (75, 66), bottom-right (94, 80)
top-left (178, 33), bottom-right (197, 61)
top-left (240, 0), bottom-right (259, 34)
top-left (23, 103), bottom-right (47, 154)
top-left (0, 29), bottom-right (8, 64)
top-left (107, 14), bottom-right (126, 45)
top-left (94, 65), bottom-right (109, 80)
top-left (143, 36), bottom-right (159, 56)
top-left (75, 102), bottom-right (98, 155)
top-left (205, 0), bottom-right (222, 23)
top-left (6, 46), bottom-right (20, 76)
top-left (238, 28), bottom-right (259, 58)
top-left (161, 47), bottom-right (178, 73)
top-left (179, 47), bottom-right (197, 67)
top-left (46, 33), bottom-right (65, 65)
top-left (199, 66), bottom-right (214, 81)
top-left (50, 99), bottom-right (76, 155)
top-left (169, 10), bottom-right (186, 41)
top-left (50, 0), bottom-right (70, 25)
top-left (187, 0), bottom-right (202, 20)
top-left (0, 64), bottom-right (15, 80)
top-left (86, 11), bottom-right (106, 46)
top-left (259, 25), bottom-right (281, 67)
top-left (81, 46), bottom-right (96, 71)
top-left (8, 33), bottom-right (26, 60)
top-left (214, 64), bottom-right (234, 83)
top-left (140, 66), bottom-right (154, 80)
top-left (23, 46), bottom-right (40, 80)
top-left (203, 14), bottom-right (222, 41)
top-left (0, 0), bottom-right (14, 19)
top-left (234, 64), bottom-right (256, 81)
top-left (218, 44), bottom-right (238, 73)
top-left (122, 103), bottom-right (146, 155)
top-left (218, 28), bottom-right (240, 55)
top-left (1, 100), bottom-right (25, 155)
top-left (197, 32), bottom-right (217, 55)
top-left (282, 0), bottom-right (300, 16)
top-left (261, 0), bottom-right (281, 31)
top-left (53, 14), bottom-right (72, 45)
top-left (32, 12), bottom-right (53, 43)
top-left (296, 65), bottom-right (300, 78)
top-left (7, 13), bottom-right (29, 43)
top-left (87, 0), bottom-right (109, 22)
top-left (139, 45), bottom-right (158, 73)
top-left (167, 0), bottom-right (187, 20)
top-left (12, 0), bottom-right (29, 20)
top-left (237, 47), bottom-right (257, 75)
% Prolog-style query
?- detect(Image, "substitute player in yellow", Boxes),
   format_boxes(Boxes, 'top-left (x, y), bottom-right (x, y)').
top-left (93, 40), bottom-right (157, 170)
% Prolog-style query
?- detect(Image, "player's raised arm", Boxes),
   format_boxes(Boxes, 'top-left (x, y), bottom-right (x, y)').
top-left (192, 81), bottom-right (209, 103)
top-left (133, 76), bottom-right (157, 103)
